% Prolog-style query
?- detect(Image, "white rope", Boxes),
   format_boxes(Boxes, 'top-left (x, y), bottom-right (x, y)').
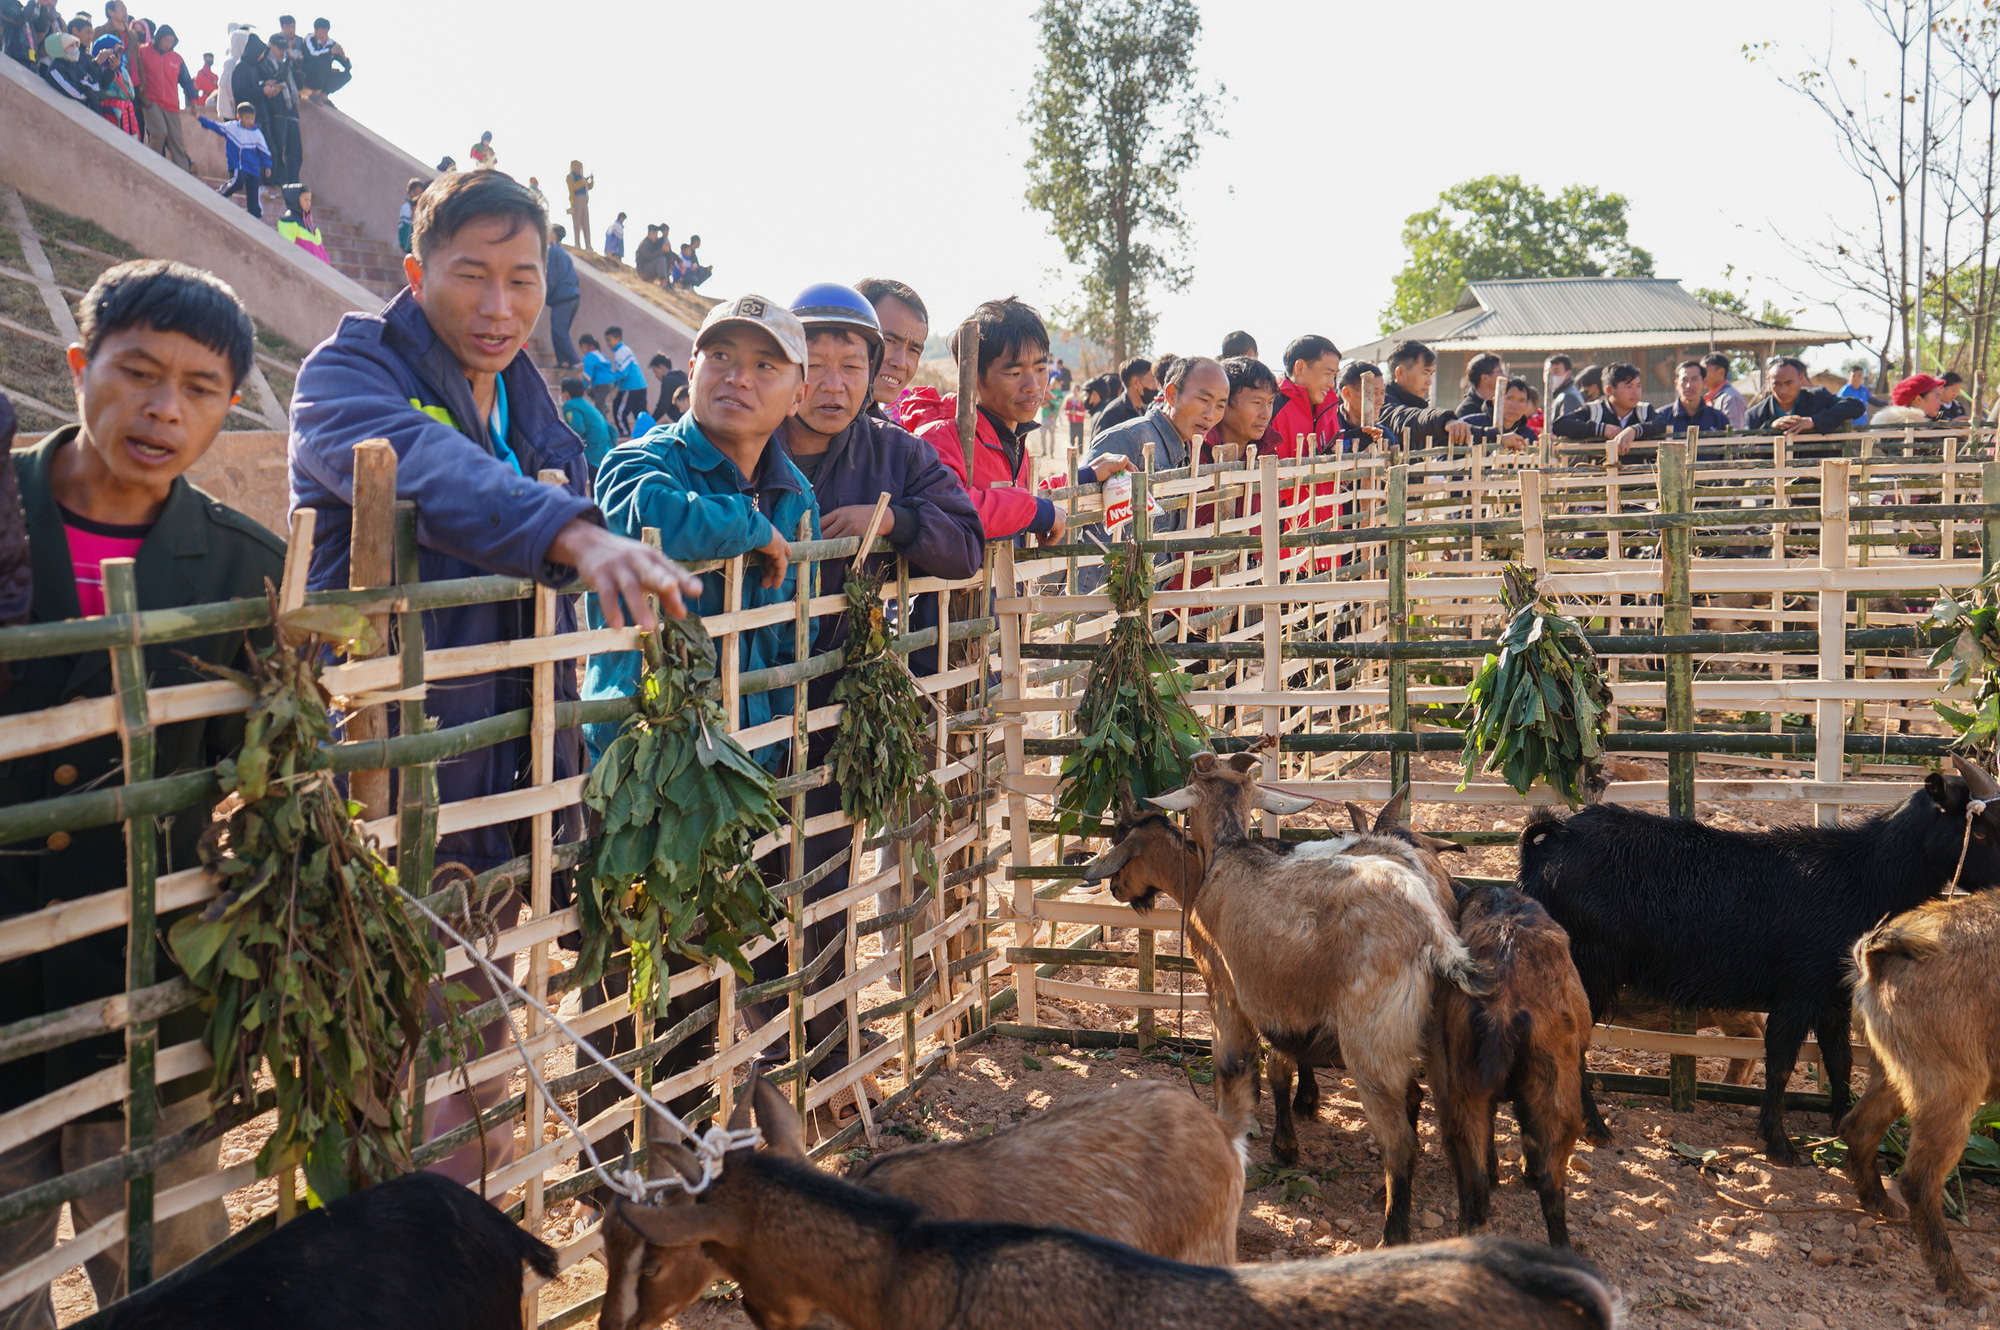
top-left (393, 884), bottom-right (760, 1199)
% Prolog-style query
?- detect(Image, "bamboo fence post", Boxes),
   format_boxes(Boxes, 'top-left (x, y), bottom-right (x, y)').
top-left (1605, 454), bottom-right (1623, 562)
top-left (104, 559), bottom-right (157, 1288)
top-left (974, 546), bottom-right (997, 1038)
top-left (1942, 435), bottom-right (1958, 559)
top-left (1387, 464), bottom-right (1410, 802)
top-left (1850, 434), bottom-right (1878, 771)
top-left (347, 440), bottom-right (397, 819)
top-left (1661, 437), bottom-right (1695, 818)
top-left (894, 555), bottom-right (919, 1062)
top-left (1520, 468), bottom-right (1548, 571)
top-left (1260, 456), bottom-right (1281, 837)
top-left (956, 324), bottom-right (978, 479)
top-left (1816, 459), bottom-right (1852, 828)
top-left (715, 553), bottom-right (744, 1127)
top-left (996, 543), bottom-right (1035, 1025)
top-left (1983, 462), bottom-right (2000, 582)
top-left (518, 469), bottom-right (565, 1325)
top-left (394, 503), bottom-right (436, 940)
top-left (1771, 433), bottom-right (1788, 748)
top-left (788, 513), bottom-right (811, 1118)
top-left (280, 508), bottom-right (315, 613)
top-left (1133, 451), bottom-right (1155, 1049)
top-left (931, 571), bottom-right (957, 1048)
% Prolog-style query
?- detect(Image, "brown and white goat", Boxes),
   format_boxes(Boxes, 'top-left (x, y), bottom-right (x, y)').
top-left (1431, 882), bottom-right (1591, 1247)
top-left (610, 1075), bottom-right (1618, 1330)
top-left (1083, 752), bottom-right (1492, 1245)
top-left (1840, 889), bottom-right (2000, 1309)
top-left (597, 1076), bottom-right (1248, 1330)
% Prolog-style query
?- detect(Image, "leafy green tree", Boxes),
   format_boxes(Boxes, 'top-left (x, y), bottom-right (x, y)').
top-left (1023, 0), bottom-right (1222, 362)
top-left (1381, 176), bottom-right (1655, 332)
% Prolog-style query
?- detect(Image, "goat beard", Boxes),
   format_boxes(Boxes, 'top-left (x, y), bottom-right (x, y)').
top-left (1124, 888), bottom-right (1163, 914)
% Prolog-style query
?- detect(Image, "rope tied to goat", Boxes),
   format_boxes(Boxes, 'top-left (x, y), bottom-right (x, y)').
top-left (1950, 798), bottom-right (1989, 894)
top-left (393, 883), bottom-right (762, 1201)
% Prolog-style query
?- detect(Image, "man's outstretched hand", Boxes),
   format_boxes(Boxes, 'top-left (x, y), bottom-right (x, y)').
top-left (551, 518), bottom-right (703, 631)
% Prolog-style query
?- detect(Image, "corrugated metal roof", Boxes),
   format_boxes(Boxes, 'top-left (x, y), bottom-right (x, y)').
top-left (1345, 277), bottom-right (1850, 362)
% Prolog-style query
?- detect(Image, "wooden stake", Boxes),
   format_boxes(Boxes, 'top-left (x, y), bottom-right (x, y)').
top-left (279, 508), bottom-right (316, 613)
top-left (851, 491), bottom-right (894, 572)
top-left (348, 440), bottom-right (397, 820)
top-left (1260, 456), bottom-right (1281, 836)
top-left (1815, 459), bottom-right (1851, 828)
top-left (1387, 464), bottom-right (1410, 801)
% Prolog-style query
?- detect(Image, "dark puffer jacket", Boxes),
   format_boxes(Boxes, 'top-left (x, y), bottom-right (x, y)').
top-left (0, 395), bottom-right (30, 696)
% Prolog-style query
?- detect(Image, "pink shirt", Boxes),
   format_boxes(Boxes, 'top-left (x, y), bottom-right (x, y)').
top-left (61, 507), bottom-right (150, 617)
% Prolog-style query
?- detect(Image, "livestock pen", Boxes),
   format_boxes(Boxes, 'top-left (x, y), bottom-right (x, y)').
top-left (0, 422), bottom-right (1995, 1326)
top-left (993, 426), bottom-right (2000, 1110)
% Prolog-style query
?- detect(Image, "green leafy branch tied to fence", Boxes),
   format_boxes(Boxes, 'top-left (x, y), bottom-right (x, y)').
top-left (577, 615), bottom-right (785, 1012)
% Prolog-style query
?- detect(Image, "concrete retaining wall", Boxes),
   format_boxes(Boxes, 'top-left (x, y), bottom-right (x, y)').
top-left (0, 57), bottom-right (375, 353)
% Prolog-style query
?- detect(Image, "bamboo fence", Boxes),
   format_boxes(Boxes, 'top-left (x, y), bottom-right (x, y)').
top-left (0, 447), bottom-right (1001, 1328)
top-left (0, 421), bottom-right (1994, 1326)
top-left (992, 425), bottom-right (2000, 1107)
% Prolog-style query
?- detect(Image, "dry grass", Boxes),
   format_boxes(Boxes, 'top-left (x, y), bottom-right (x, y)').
top-left (570, 249), bottom-right (718, 330)
top-left (1, 326), bottom-right (75, 416)
top-left (0, 273), bottom-right (56, 335)
top-left (22, 196), bottom-right (140, 263)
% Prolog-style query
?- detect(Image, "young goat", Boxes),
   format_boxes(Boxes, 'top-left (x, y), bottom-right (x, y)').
top-left (1431, 882), bottom-right (1592, 1247)
top-left (598, 1075), bottom-right (1247, 1330)
top-left (1083, 752), bottom-right (1491, 1244)
top-left (103, 1170), bottom-right (556, 1330)
top-left (1841, 890), bottom-right (2000, 1310)
top-left (1517, 757), bottom-right (2000, 1163)
top-left (611, 1077), bottom-right (1617, 1330)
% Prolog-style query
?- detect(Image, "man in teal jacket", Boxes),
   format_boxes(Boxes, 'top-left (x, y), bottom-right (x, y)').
top-left (583, 294), bottom-right (817, 767)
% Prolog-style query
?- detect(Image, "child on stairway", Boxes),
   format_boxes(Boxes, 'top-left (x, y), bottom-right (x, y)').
top-left (277, 185), bottom-right (329, 264)
top-left (197, 100), bottom-right (273, 220)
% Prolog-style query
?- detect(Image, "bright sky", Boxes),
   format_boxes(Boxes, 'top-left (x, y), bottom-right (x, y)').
top-left (156, 0), bottom-right (1905, 369)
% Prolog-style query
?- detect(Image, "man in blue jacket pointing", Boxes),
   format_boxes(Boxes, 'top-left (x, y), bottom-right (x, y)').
top-left (288, 170), bottom-right (698, 1183)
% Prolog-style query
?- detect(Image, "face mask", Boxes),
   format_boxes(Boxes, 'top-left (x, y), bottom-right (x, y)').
top-left (1140, 387), bottom-right (1160, 406)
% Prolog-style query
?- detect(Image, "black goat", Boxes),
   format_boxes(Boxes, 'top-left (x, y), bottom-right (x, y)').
top-left (1516, 757), bottom-right (2000, 1164)
top-left (103, 1170), bottom-right (557, 1330)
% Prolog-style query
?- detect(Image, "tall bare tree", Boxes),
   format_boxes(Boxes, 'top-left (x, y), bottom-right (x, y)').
top-left (1023, 0), bottom-right (1222, 363)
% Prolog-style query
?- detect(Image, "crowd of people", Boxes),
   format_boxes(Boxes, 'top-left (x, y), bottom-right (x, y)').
top-left (5, 5), bottom-right (352, 186)
top-left (1, 155), bottom-right (1989, 1321)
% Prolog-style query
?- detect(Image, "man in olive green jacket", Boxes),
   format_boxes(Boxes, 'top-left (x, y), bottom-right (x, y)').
top-left (0, 260), bottom-right (283, 1328)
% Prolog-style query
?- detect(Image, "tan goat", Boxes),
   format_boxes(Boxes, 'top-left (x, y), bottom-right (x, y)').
top-left (1840, 890), bottom-right (2000, 1310)
top-left (597, 1076), bottom-right (1247, 1330)
top-left (1084, 752), bottom-right (1491, 1245)
top-left (610, 1074), bottom-right (1618, 1330)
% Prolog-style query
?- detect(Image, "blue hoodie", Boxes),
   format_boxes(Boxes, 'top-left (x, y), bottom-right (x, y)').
top-left (582, 414), bottom-right (819, 767)
top-left (289, 288), bottom-right (598, 872)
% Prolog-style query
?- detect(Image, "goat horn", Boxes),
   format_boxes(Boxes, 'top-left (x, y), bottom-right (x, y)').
top-left (1342, 802), bottom-right (1370, 834)
top-left (1373, 784), bottom-right (1410, 832)
top-left (1148, 788), bottom-right (1200, 812)
top-left (1256, 786), bottom-right (1317, 816)
top-left (1953, 755), bottom-right (1999, 802)
top-left (1081, 838), bottom-right (1139, 881)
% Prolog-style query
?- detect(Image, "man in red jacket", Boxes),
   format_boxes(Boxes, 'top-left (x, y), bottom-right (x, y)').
top-left (902, 297), bottom-right (1066, 545)
top-left (1267, 333), bottom-right (1342, 566)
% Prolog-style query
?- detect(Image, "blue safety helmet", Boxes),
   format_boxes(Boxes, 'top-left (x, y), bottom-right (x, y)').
top-left (789, 283), bottom-right (883, 356)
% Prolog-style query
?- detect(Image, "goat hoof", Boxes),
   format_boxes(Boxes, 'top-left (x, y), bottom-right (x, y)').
top-left (1764, 1138), bottom-right (1800, 1167)
top-left (1584, 1122), bottom-right (1613, 1147)
top-left (1270, 1140), bottom-right (1300, 1166)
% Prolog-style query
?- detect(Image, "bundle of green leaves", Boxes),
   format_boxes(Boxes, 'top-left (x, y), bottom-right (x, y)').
top-left (1925, 572), bottom-right (2000, 762)
top-left (171, 600), bottom-right (472, 1201)
top-left (1458, 564), bottom-right (1612, 806)
top-left (1056, 544), bottom-right (1205, 834)
top-left (828, 567), bottom-right (942, 834)
top-left (577, 617), bottom-right (785, 1017)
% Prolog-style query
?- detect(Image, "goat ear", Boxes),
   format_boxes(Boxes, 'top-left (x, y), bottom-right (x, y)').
top-left (1954, 755), bottom-right (2000, 802)
top-left (1116, 786), bottom-right (1140, 824)
top-left (612, 1198), bottom-right (736, 1252)
top-left (1373, 784), bottom-right (1410, 832)
top-left (1417, 831), bottom-right (1467, 856)
top-left (646, 1137), bottom-right (702, 1188)
top-left (1342, 802), bottom-right (1370, 833)
top-left (1257, 788), bottom-right (1317, 816)
top-left (1082, 837), bottom-right (1139, 881)
top-left (750, 1075), bottom-right (808, 1160)
top-left (1148, 788), bottom-right (1200, 812)
top-left (1226, 751), bottom-right (1261, 773)
top-left (1927, 769), bottom-right (1955, 811)
top-left (1191, 752), bottom-right (1219, 773)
